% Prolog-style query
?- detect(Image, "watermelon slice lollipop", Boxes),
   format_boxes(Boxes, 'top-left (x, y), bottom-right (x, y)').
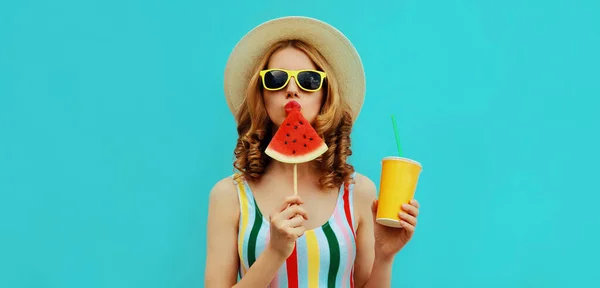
top-left (265, 101), bottom-right (328, 195)
top-left (265, 101), bottom-right (328, 163)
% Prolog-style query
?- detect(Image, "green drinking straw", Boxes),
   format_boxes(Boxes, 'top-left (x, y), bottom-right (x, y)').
top-left (391, 115), bottom-right (403, 157)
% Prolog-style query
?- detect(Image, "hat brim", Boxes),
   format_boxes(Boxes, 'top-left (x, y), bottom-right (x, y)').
top-left (223, 16), bottom-right (366, 123)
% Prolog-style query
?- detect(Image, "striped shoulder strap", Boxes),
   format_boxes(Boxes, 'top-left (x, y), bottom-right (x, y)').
top-left (342, 172), bottom-right (358, 237)
top-left (231, 174), bottom-right (266, 271)
top-left (232, 174), bottom-right (252, 277)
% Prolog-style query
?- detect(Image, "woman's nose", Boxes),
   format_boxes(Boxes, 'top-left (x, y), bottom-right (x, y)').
top-left (285, 77), bottom-right (300, 98)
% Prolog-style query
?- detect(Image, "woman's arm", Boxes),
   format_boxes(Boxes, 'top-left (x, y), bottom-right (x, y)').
top-left (232, 246), bottom-right (286, 288)
top-left (352, 174), bottom-right (395, 288)
top-left (204, 178), bottom-right (241, 287)
top-left (352, 173), bottom-right (421, 288)
top-left (204, 178), bottom-right (287, 288)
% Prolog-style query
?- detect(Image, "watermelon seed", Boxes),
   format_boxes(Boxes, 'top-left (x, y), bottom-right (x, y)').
top-left (309, 137), bottom-right (313, 141)
top-left (286, 133), bottom-right (290, 137)
top-left (294, 125), bottom-right (298, 129)
top-left (293, 139), bottom-right (297, 143)
top-left (286, 123), bottom-right (290, 126)
top-left (303, 135), bottom-right (307, 139)
top-left (303, 143), bottom-right (307, 147)
top-left (284, 141), bottom-right (288, 144)
top-left (292, 150), bottom-right (296, 154)
top-left (299, 121), bottom-right (304, 125)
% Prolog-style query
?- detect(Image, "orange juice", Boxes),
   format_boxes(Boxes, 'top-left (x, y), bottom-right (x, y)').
top-left (376, 156), bottom-right (422, 228)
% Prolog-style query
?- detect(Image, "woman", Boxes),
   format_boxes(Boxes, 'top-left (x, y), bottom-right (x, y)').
top-left (205, 16), bottom-right (421, 288)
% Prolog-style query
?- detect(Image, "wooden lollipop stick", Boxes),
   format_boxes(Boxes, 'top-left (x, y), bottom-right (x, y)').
top-left (293, 163), bottom-right (298, 195)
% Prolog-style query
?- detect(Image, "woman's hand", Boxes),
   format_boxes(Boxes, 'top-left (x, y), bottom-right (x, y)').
top-left (371, 199), bottom-right (420, 261)
top-left (267, 195), bottom-right (309, 260)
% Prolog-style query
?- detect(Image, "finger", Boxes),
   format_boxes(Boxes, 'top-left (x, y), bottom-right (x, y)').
top-left (399, 212), bottom-right (417, 226)
top-left (401, 203), bottom-right (419, 217)
top-left (369, 199), bottom-right (378, 220)
top-left (410, 199), bottom-right (420, 209)
top-left (288, 226), bottom-right (306, 237)
top-left (400, 220), bottom-right (415, 233)
top-left (281, 204), bottom-right (309, 220)
top-left (286, 214), bottom-right (305, 227)
top-left (277, 195), bottom-right (304, 212)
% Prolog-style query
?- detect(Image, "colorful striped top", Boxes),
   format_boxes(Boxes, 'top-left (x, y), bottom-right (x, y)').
top-left (233, 173), bottom-right (358, 288)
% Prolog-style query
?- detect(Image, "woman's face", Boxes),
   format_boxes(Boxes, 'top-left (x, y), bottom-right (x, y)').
top-left (262, 46), bottom-right (325, 127)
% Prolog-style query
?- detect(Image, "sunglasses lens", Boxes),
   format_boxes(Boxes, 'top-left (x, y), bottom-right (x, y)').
top-left (297, 71), bottom-right (323, 90)
top-left (263, 70), bottom-right (289, 89)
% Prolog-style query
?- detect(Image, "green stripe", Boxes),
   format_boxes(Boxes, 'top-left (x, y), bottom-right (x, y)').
top-left (322, 222), bottom-right (340, 288)
top-left (247, 198), bottom-right (264, 267)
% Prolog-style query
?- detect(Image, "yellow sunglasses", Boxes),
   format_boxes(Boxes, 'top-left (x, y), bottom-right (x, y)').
top-left (259, 69), bottom-right (327, 92)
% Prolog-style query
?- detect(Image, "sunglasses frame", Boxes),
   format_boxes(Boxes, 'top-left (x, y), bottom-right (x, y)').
top-left (259, 69), bottom-right (327, 92)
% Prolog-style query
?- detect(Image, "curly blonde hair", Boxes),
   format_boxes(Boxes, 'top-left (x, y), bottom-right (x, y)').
top-left (233, 40), bottom-right (355, 190)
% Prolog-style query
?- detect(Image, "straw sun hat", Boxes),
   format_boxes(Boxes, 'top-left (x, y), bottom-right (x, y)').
top-left (223, 16), bottom-right (366, 122)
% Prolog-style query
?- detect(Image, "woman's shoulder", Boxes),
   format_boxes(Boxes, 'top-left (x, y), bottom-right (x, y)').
top-left (208, 174), bottom-right (241, 211)
top-left (349, 172), bottom-right (378, 229)
top-left (351, 172), bottom-right (377, 201)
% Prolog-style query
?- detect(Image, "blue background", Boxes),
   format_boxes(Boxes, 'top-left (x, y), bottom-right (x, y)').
top-left (1, 0), bottom-right (599, 287)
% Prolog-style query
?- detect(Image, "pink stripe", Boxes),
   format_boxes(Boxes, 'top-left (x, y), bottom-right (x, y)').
top-left (265, 229), bottom-right (270, 244)
top-left (270, 268), bottom-right (279, 288)
top-left (334, 203), bottom-right (353, 287)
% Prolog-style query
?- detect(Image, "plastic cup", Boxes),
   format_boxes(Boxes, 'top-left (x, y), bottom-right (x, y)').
top-left (376, 156), bottom-right (422, 228)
